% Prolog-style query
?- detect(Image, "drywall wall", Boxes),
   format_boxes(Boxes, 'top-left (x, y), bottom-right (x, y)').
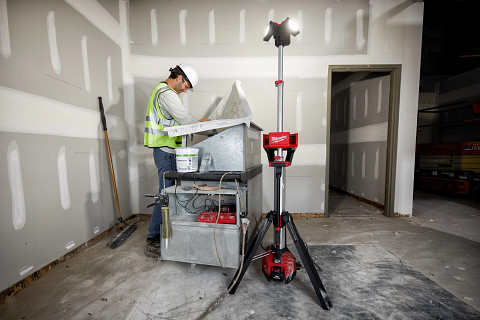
top-left (0, 0), bottom-right (128, 292)
top-left (329, 73), bottom-right (390, 205)
top-left (126, 0), bottom-right (423, 215)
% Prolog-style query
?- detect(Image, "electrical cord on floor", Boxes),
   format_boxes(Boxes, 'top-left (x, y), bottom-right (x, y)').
top-left (197, 218), bottom-right (249, 320)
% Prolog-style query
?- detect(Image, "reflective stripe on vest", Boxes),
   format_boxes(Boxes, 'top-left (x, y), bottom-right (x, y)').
top-left (145, 116), bottom-right (178, 127)
top-left (144, 82), bottom-right (182, 148)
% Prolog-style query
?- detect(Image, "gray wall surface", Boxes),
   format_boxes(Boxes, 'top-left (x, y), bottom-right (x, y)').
top-left (329, 73), bottom-right (390, 205)
top-left (0, 0), bottom-right (128, 292)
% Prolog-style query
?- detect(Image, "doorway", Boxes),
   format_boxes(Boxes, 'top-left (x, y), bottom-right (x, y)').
top-left (325, 65), bottom-right (401, 218)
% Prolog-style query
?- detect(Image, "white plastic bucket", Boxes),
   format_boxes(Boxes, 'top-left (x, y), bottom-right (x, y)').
top-left (175, 147), bottom-right (199, 172)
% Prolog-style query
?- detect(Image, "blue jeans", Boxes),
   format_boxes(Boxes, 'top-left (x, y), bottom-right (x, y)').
top-left (147, 148), bottom-right (176, 239)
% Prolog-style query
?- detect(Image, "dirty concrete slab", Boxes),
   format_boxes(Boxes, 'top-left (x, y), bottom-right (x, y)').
top-left (293, 216), bottom-right (480, 312)
top-left (124, 244), bottom-right (479, 319)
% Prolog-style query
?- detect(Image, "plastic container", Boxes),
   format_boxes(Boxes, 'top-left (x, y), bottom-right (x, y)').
top-left (175, 147), bottom-right (199, 172)
top-left (199, 152), bottom-right (212, 173)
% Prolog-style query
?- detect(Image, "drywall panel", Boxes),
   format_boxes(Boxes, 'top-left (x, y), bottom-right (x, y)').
top-left (0, 0), bottom-right (124, 116)
top-left (330, 142), bottom-right (388, 204)
top-left (98, 0), bottom-right (120, 23)
top-left (330, 74), bottom-right (390, 206)
top-left (129, 0), bottom-right (369, 57)
top-left (0, 132), bottom-right (129, 291)
top-left (0, 0), bottom-right (129, 293)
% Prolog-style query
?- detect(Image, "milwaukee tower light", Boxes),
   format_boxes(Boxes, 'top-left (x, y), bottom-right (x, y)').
top-left (228, 18), bottom-right (333, 310)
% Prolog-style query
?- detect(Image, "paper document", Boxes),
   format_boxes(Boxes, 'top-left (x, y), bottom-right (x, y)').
top-left (164, 80), bottom-right (252, 137)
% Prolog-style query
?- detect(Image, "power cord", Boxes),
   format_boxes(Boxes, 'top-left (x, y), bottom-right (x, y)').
top-left (197, 218), bottom-right (249, 320)
top-left (213, 171), bottom-right (233, 268)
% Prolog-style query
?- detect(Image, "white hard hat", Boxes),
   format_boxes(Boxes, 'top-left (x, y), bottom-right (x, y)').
top-left (178, 63), bottom-right (198, 89)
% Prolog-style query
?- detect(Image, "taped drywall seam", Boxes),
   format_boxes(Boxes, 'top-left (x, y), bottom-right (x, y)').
top-left (107, 56), bottom-right (113, 103)
top-left (7, 141), bottom-right (26, 230)
top-left (239, 9), bottom-right (245, 43)
top-left (296, 10), bottom-right (303, 42)
top-left (89, 149), bottom-right (99, 203)
top-left (151, 9), bottom-right (158, 46)
top-left (81, 35), bottom-right (91, 93)
top-left (179, 9), bottom-right (187, 46)
top-left (362, 148), bottom-right (366, 179)
top-left (57, 145), bottom-right (71, 210)
top-left (209, 10), bottom-right (215, 45)
top-left (351, 149), bottom-right (355, 177)
top-left (377, 79), bottom-right (383, 113)
top-left (330, 123), bottom-right (389, 145)
top-left (64, 0), bottom-right (121, 46)
top-left (356, 9), bottom-right (366, 51)
top-left (296, 92), bottom-right (302, 132)
top-left (47, 11), bottom-right (61, 75)
top-left (19, 265), bottom-right (33, 277)
top-left (0, 0), bottom-right (11, 58)
top-left (324, 7), bottom-right (332, 45)
top-left (353, 94), bottom-right (357, 120)
top-left (268, 9), bottom-right (274, 22)
top-left (0, 86), bottom-right (128, 140)
top-left (65, 241), bottom-right (75, 250)
top-left (364, 88), bottom-right (368, 117)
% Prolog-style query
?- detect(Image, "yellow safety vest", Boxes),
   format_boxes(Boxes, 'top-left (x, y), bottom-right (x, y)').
top-left (144, 82), bottom-right (182, 148)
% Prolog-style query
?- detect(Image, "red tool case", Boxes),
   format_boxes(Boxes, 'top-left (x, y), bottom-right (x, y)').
top-left (197, 210), bottom-right (236, 224)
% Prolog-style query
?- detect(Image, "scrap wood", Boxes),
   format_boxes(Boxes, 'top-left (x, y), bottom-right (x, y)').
top-left (193, 184), bottom-right (219, 191)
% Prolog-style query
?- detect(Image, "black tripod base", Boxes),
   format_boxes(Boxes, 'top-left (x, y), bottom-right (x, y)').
top-left (228, 211), bottom-right (332, 310)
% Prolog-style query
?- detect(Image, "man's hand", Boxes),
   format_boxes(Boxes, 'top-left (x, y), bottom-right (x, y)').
top-left (198, 118), bottom-right (210, 122)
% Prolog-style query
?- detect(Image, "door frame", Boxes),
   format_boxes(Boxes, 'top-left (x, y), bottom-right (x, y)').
top-left (325, 64), bottom-right (402, 218)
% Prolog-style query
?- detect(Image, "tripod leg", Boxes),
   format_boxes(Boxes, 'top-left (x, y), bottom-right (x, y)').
top-left (228, 211), bottom-right (274, 294)
top-left (284, 213), bottom-right (333, 310)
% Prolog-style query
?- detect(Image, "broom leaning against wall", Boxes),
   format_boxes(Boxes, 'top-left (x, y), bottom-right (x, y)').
top-left (98, 96), bottom-right (137, 249)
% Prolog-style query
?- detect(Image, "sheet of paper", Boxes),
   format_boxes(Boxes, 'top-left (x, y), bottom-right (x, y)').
top-left (164, 80), bottom-right (252, 137)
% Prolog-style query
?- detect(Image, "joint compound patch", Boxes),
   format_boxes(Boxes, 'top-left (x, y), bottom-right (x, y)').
top-left (7, 141), bottom-right (26, 230)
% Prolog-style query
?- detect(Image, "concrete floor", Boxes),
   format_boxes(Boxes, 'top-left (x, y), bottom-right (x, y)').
top-left (0, 191), bottom-right (479, 319)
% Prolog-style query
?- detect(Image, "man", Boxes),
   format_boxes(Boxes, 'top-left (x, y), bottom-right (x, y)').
top-left (144, 64), bottom-right (209, 258)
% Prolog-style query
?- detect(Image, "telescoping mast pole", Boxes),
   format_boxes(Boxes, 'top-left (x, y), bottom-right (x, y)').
top-left (274, 43), bottom-right (287, 263)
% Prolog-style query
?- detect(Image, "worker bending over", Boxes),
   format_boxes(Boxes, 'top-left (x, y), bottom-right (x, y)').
top-left (143, 64), bottom-right (209, 258)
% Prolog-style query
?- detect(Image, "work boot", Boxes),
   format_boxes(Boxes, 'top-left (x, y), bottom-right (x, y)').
top-left (144, 236), bottom-right (161, 258)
